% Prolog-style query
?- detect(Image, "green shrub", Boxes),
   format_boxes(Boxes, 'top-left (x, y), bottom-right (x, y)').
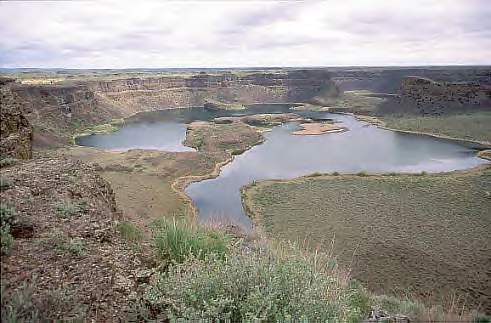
top-left (46, 232), bottom-right (86, 257)
top-left (117, 221), bottom-right (143, 242)
top-left (474, 315), bottom-right (491, 323)
top-left (231, 148), bottom-right (246, 155)
top-left (1, 226), bottom-right (14, 255)
top-left (0, 157), bottom-right (17, 168)
top-left (55, 200), bottom-right (87, 218)
top-left (357, 171), bottom-right (368, 177)
top-left (0, 204), bottom-right (16, 255)
top-left (1, 282), bottom-right (41, 322)
top-left (0, 176), bottom-right (12, 191)
top-left (62, 238), bottom-right (86, 257)
top-left (145, 243), bottom-right (370, 322)
top-left (0, 204), bottom-right (16, 228)
top-left (153, 217), bottom-right (230, 264)
top-left (1, 282), bottom-right (86, 322)
top-left (371, 294), bottom-right (426, 319)
top-left (332, 171), bottom-right (340, 176)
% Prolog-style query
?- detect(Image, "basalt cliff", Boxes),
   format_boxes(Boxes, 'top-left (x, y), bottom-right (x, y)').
top-left (396, 76), bottom-right (491, 115)
top-left (0, 78), bottom-right (33, 159)
top-left (8, 70), bottom-right (339, 145)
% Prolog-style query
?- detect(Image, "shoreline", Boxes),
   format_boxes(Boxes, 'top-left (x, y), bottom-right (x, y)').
top-left (351, 113), bottom-right (491, 149)
top-left (241, 163), bottom-right (491, 234)
top-left (171, 124), bottom-right (266, 222)
top-left (68, 107), bottom-right (491, 227)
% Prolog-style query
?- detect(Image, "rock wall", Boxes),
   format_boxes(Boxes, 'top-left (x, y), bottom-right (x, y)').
top-left (88, 70), bottom-right (339, 111)
top-left (9, 70), bottom-right (339, 145)
top-left (10, 84), bottom-right (125, 147)
top-left (0, 78), bottom-right (33, 159)
top-left (397, 76), bottom-right (491, 114)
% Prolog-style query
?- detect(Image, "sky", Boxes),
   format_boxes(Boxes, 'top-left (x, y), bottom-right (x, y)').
top-left (0, 0), bottom-right (490, 68)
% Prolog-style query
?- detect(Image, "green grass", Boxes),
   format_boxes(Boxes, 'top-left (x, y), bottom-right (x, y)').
top-left (153, 217), bottom-right (230, 264)
top-left (184, 123), bottom-right (263, 156)
top-left (0, 204), bottom-right (16, 255)
top-left (0, 157), bottom-right (17, 168)
top-left (45, 232), bottom-right (87, 257)
top-left (60, 238), bottom-right (86, 257)
top-left (72, 119), bottom-right (124, 144)
top-left (1, 226), bottom-right (14, 255)
top-left (145, 241), bottom-right (371, 322)
top-left (0, 176), bottom-right (12, 192)
top-left (324, 91), bottom-right (386, 113)
top-left (116, 221), bottom-right (143, 243)
top-left (1, 281), bottom-right (86, 322)
top-left (243, 169), bottom-right (491, 312)
top-left (381, 112), bottom-right (491, 143)
top-left (54, 200), bottom-right (87, 218)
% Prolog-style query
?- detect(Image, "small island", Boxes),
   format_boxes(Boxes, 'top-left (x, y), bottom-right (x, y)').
top-left (292, 122), bottom-right (346, 135)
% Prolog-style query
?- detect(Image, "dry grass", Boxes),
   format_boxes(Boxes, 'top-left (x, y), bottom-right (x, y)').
top-left (381, 112), bottom-right (491, 144)
top-left (243, 168), bottom-right (491, 314)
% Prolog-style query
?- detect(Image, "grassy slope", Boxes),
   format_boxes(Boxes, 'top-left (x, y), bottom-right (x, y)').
top-left (243, 169), bottom-right (491, 312)
top-left (381, 112), bottom-right (491, 144)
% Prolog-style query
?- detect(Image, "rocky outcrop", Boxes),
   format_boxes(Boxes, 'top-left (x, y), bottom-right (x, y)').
top-left (10, 83), bottom-right (124, 147)
top-left (0, 157), bottom-right (148, 320)
top-left (397, 76), bottom-right (491, 115)
top-left (372, 74), bottom-right (491, 116)
top-left (0, 78), bottom-right (33, 159)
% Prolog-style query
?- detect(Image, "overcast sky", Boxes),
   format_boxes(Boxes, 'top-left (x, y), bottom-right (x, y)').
top-left (1, 0), bottom-right (490, 68)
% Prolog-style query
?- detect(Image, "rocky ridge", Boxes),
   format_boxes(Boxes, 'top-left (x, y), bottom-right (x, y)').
top-left (0, 78), bottom-right (33, 159)
top-left (1, 157), bottom-right (149, 321)
top-left (397, 76), bottom-right (491, 114)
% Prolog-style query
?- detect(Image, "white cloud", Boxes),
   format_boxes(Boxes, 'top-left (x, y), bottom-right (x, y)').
top-left (0, 0), bottom-right (489, 68)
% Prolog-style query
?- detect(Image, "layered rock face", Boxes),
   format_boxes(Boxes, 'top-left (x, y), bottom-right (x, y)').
top-left (9, 70), bottom-right (339, 145)
top-left (0, 78), bottom-right (33, 159)
top-left (88, 70), bottom-right (339, 111)
top-left (10, 83), bottom-right (127, 146)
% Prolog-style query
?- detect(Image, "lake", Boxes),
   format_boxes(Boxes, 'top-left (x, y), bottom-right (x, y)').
top-left (76, 106), bottom-right (489, 229)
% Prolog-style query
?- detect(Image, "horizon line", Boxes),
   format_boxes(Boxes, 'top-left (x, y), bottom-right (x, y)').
top-left (1, 64), bottom-right (491, 71)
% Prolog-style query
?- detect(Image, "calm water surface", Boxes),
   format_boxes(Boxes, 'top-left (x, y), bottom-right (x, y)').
top-left (76, 105), bottom-right (294, 151)
top-left (77, 121), bottom-right (195, 152)
top-left (76, 106), bottom-right (489, 229)
top-left (185, 113), bottom-right (488, 229)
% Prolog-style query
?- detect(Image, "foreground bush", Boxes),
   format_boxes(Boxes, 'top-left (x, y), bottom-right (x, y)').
top-left (0, 205), bottom-right (16, 255)
top-left (0, 157), bottom-right (17, 168)
top-left (153, 217), bottom-right (230, 264)
top-left (55, 200), bottom-right (87, 218)
top-left (1, 282), bottom-right (86, 322)
top-left (146, 242), bottom-right (370, 322)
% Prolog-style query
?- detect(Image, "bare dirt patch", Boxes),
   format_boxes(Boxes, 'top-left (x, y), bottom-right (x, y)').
top-left (292, 122), bottom-right (346, 135)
